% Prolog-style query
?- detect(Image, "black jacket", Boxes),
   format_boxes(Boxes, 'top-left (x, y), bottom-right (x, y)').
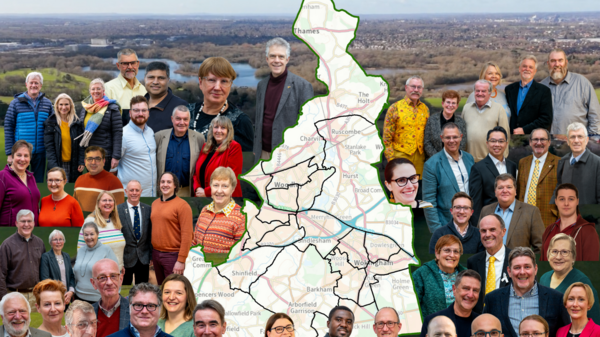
top-left (78, 102), bottom-right (123, 159)
top-left (467, 246), bottom-right (512, 314)
top-left (39, 250), bottom-right (76, 291)
top-left (505, 80), bottom-right (553, 134)
top-left (43, 113), bottom-right (85, 182)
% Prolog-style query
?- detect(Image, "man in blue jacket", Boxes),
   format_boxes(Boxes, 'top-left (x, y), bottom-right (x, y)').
top-left (4, 72), bottom-right (53, 182)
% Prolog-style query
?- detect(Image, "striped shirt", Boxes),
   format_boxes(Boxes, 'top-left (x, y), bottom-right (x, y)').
top-left (508, 282), bottom-right (539, 337)
top-left (192, 200), bottom-right (246, 254)
top-left (78, 217), bottom-right (126, 269)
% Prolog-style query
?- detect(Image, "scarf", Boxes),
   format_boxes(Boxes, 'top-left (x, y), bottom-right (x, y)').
top-left (76, 95), bottom-right (118, 147)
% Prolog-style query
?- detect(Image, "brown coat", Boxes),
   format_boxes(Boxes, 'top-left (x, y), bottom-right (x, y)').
top-left (479, 200), bottom-right (545, 253)
top-left (516, 153), bottom-right (560, 227)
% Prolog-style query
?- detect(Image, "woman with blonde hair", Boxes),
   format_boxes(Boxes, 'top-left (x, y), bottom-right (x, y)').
top-left (466, 61), bottom-right (511, 118)
top-left (77, 190), bottom-right (125, 269)
top-left (33, 279), bottom-right (70, 337)
top-left (557, 283), bottom-right (600, 337)
top-left (44, 93), bottom-right (85, 182)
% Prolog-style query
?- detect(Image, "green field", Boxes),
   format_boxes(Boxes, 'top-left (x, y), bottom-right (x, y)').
top-left (0, 68), bottom-right (91, 100)
top-left (424, 97), bottom-right (468, 110)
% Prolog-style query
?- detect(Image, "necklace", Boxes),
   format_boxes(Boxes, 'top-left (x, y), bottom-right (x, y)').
top-left (51, 194), bottom-right (67, 211)
top-left (193, 101), bottom-right (228, 130)
top-left (490, 88), bottom-right (498, 98)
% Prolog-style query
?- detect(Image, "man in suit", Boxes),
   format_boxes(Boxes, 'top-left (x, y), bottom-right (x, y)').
top-left (516, 128), bottom-right (560, 227)
top-left (155, 105), bottom-right (205, 197)
top-left (423, 122), bottom-right (475, 233)
top-left (505, 55), bottom-right (553, 134)
top-left (553, 122), bottom-right (600, 206)
top-left (469, 126), bottom-right (517, 223)
top-left (0, 292), bottom-right (51, 337)
top-left (468, 214), bottom-right (511, 314)
top-left (253, 37), bottom-right (314, 164)
top-left (91, 259), bottom-right (130, 337)
top-left (420, 270), bottom-right (481, 337)
top-left (118, 180), bottom-right (152, 285)
top-left (65, 300), bottom-right (98, 337)
top-left (479, 174), bottom-right (544, 252)
top-left (483, 247), bottom-right (570, 337)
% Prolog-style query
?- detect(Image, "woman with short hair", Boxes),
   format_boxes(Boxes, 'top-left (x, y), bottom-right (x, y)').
top-left (39, 167), bottom-right (84, 227)
top-left (40, 230), bottom-right (76, 305)
top-left (33, 279), bottom-right (70, 337)
top-left (557, 283), bottom-right (600, 337)
top-left (423, 90), bottom-right (468, 158)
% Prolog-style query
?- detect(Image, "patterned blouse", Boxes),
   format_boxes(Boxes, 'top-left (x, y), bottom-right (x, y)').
top-left (438, 267), bottom-right (458, 307)
top-left (192, 200), bottom-right (246, 254)
top-left (383, 96), bottom-right (429, 161)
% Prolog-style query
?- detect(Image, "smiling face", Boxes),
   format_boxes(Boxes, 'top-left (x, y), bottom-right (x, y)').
top-left (26, 76), bottom-right (42, 98)
top-left (145, 69), bottom-right (169, 97)
top-left (91, 259), bottom-right (122, 299)
top-left (442, 97), bottom-right (458, 116)
top-left (372, 308), bottom-right (401, 337)
top-left (66, 310), bottom-right (97, 337)
top-left (16, 213), bottom-right (34, 239)
top-left (450, 197), bottom-right (473, 227)
top-left (172, 109), bottom-right (191, 135)
top-left (479, 216), bottom-right (506, 254)
top-left (162, 280), bottom-right (187, 316)
top-left (85, 150), bottom-right (105, 176)
top-left (1, 297), bottom-right (31, 337)
top-left (212, 124), bottom-right (228, 145)
top-left (130, 292), bottom-right (160, 331)
top-left (89, 83), bottom-right (104, 102)
top-left (548, 239), bottom-right (574, 275)
top-left (495, 179), bottom-right (516, 208)
top-left (384, 163), bottom-right (418, 206)
top-left (441, 126), bottom-right (462, 155)
top-left (12, 146), bottom-right (31, 172)
top-left (98, 193), bottom-right (115, 218)
top-left (483, 65), bottom-right (501, 87)
top-left (519, 59), bottom-right (537, 83)
top-left (267, 45), bottom-right (290, 78)
top-left (474, 82), bottom-right (491, 107)
top-left (211, 178), bottom-right (234, 209)
top-left (547, 51), bottom-right (568, 82)
top-left (47, 170), bottom-right (66, 195)
top-left (453, 276), bottom-right (480, 312)
top-left (117, 53), bottom-right (140, 80)
top-left (529, 129), bottom-right (550, 158)
top-left (508, 256), bottom-right (538, 295)
top-left (566, 286), bottom-right (591, 320)
top-left (50, 233), bottom-right (65, 252)
top-left (435, 243), bottom-right (461, 273)
top-left (487, 131), bottom-right (507, 160)
top-left (193, 308), bottom-right (226, 337)
top-left (160, 174), bottom-right (176, 198)
top-left (266, 318), bottom-right (295, 337)
top-left (130, 102), bottom-right (149, 127)
top-left (36, 290), bottom-right (64, 325)
top-left (327, 309), bottom-right (354, 337)
top-left (556, 188), bottom-right (578, 219)
top-left (126, 181), bottom-right (142, 205)
top-left (57, 98), bottom-right (71, 117)
top-left (567, 128), bottom-right (589, 157)
top-left (405, 78), bottom-right (423, 103)
top-left (199, 72), bottom-right (231, 107)
top-left (83, 227), bottom-right (98, 248)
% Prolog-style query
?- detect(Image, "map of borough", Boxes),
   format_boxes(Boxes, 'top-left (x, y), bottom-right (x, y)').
top-left (184, 0), bottom-right (423, 335)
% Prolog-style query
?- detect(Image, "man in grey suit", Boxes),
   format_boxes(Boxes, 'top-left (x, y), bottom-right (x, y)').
top-left (91, 259), bottom-right (130, 337)
top-left (0, 292), bottom-right (51, 337)
top-left (155, 105), bottom-right (205, 197)
top-left (253, 37), bottom-right (314, 164)
top-left (118, 180), bottom-right (152, 285)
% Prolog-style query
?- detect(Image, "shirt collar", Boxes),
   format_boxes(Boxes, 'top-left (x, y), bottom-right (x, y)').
top-left (520, 80), bottom-right (533, 89)
top-left (161, 194), bottom-right (177, 202)
top-left (99, 296), bottom-right (121, 317)
top-left (571, 149), bottom-right (586, 163)
top-left (510, 281), bottom-right (538, 297)
top-left (117, 73), bottom-right (142, 89)
top-left (206, 199), bottom-right (237, 217)
top-left (144, 87), bottom-right (173, 111)
top-left (475, 99), bottom-right (492, 110)
top-left (444, 148), bottom-right (462, 162)
top-left (488, 154), bottom-right (505, 166)
top-left (532, 151), bottom-right (548, 162)
top-left (4, 328), bottom-right (31, 337)
top-left (486, 244), bottom-right (506, 261)
top-left (129, 323), bottom-right (162, 337)
top-left (127, 121), bottom-right (148, 134)
top-left (403, 95), bottom-right (424, 108)
top-left (128, 201), bottom-right (140, 209)
top-left (453, 221), bottom-right (468, 236)
top-left (496, 199), bottom-right (516, 213)
top-left (170, 129), bottom-right (189, 140)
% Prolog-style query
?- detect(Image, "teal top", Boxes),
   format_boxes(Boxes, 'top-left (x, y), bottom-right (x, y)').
top-left (157, 319), bottom-right (195, 337)
top-left (539, 268), bottom-right (600, 323)
top-left (413, 259), bottom-right (466, 318)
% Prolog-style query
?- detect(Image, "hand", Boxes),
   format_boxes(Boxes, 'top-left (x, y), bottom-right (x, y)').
top-left (7, 155), bottom-right (12, 165)
top-left (64, 291), bottom-right (73, 305)
top-left (111, 158), bottom-right (119, 169)
top-left (196, 188), bottom-right (206, 197)
top-left (78, 165), bottom-right (85, 172)
top-left (173, 261), bottom-right (185, 275)
top-left (513, 127), bottom-right (525, 135)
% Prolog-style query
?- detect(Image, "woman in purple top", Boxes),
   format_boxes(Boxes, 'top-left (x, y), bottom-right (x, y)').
top-left (0, 140), bottom-right (41, 226)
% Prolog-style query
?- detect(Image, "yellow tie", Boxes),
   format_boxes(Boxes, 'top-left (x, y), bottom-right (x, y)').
top-left (527, 159), bottom-right (540, 206)
top-left (485, 256), bottom-right (496, 295)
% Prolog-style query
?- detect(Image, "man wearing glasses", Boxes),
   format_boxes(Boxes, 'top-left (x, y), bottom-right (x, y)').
top-left (65, 300), bottom-right (98, 337)
top-left (90, 259), bottom-right (129, 337)
top-left (383, 75), bottom-right (430, 175)
top-left (423, 122), bottom-right (475, 233)
top-left (372, 307), bottom-right (402, 337)
top-left (516, 128), bottom-right (560, 227)
top-left (192, 300), bottom-right (227, 337)
top-left (105, 49), bottom-right (147, 125)
top-left (428, 192), bottom-right (483, 254)
top-left (108, 283), bottom-right (171, 337)
top-left (471, 314), bottom-right (503, 337)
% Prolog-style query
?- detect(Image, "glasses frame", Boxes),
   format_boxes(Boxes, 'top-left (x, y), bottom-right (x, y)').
top-left (472, 329), bottom-right (503, 337)
top-left (392, 174), bottom-right (420, 187)
top-left (131, 303), bottom-right (159, 312)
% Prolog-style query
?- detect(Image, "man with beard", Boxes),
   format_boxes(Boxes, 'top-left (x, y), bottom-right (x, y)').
top-left (116, 96), bottom-right (157, 197)
top-left (325, 306), bottom-right (354, 337)
top-left (541, 49), bottom-right (600, 138)
top-left (0, 292), bottom-right (51, 337)
top-left (516, 128), bottom-right (560, 227)
top-left (105, 49), bottom-right (147, 126)
top-left (373, 307), bottom-right (402, 337)
top-left (420, 270), bottom-right (481, 337)
top-left (143, 61), bottom-right (188, 132)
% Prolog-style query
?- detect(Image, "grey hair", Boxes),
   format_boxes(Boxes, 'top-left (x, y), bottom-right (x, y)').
top-left (405, 76), bottom-right (425, 88)
top-left (82, 222), bottom-right (99, 235)
top-left (89, 78), bottom-right (105, 91)
top-left (193, 300), bottom-right (226, 325)
top-left (129, 283), bottom-right (163, 308)
top-left (374, 307), bottom-right (400, 323)
top-left (567, 122), bottom-right (588, 138)
top-left (529, 128), bottom-right (551, 140)
top-left (65, 300), bottom-right (95, 327)
top-left (26, 72), bottom-right (44, 85)
top-left (126, 180), bottom-right (142, 190)
top-left (172, 105), bottom-right (191, 117)
top-left (508, 246), bottom-right (537, 268)
top-left (16, 209), bottom-right (35, 223)
top-left (265, 37), bottom-right (291, 58)
top-left (520, 54), bottom-right (539, 69)
top-left (49, 229), bottom-right (65, 244)
top-left (439, 122), bottom-right (460, 137)
top-left (548, 233), bottom-right (577, 262)
top-left (117, 48), bottom-right (138, 63)
top-left (0, 292), bottom-right (30, 316)
top-left (474, 79), bottom-right (493, 93)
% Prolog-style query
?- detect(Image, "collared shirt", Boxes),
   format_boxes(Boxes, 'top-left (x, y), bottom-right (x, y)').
top-left (495, 200), bottom-right (516, 245)
top-left (524, 151), bottom-right (548, 202)
top-left (485, 245), bottom-right (506, 289)
top-left (489, 154), bottom-right (507, 174)
top-left (438, 268), bottom-right (458, 307)
top-left (541, 72), bottom-right (600, 135)
top-left (117, 122), bottom-right (157, 197)
top-left (206, 199), bottom-right (237, 216)
top-left (99, 296), bottom-right (121, 318)
top-left (570, 149), bottom-right (586, 164)
top-left (508, 282), bottom-right (539, 337)
top-left (104, 74), bottom-right (147, 110)
top-left (383, 96), bottom-right (429, 160)
top-left (444, 148), bottom-right (469, 192)
top-left (127, 201), bottom-right (144, 234)
top-left (192, 200), bottom-right (245, 254)
top-left (453, 222), bottom-right (468, 237)
top-left (129, 323), bottom-right (162, 337)
top-left (0, 233), bottom-right (45, 297)
top-left (145, 87), bottom-right (188, 133)
top-left (517, 80), bottom-right (533, 114)
top-left (4, 328), bottom-right (31, 337)
top-left (165, 130), bottom-right (191, 188)
top-left (475, 99), bottom-right (493, 114)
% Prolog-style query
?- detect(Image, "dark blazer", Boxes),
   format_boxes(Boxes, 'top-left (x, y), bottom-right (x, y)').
top-left (467, 246), bottom-right (512, 314)
top-left (93, 295), bottom-right (131, 332)
top-left (39, 250), bottom-right (76, 291)
top-left (505, 80), bottom-right (553, 134)
top-left (479, 200), bottom-right (544, 253)
top-left (107, 326), bottom-right (173, 337)
top-left (117, 202), bottom-right (152, 268)
top-left (468, 155), bottom-right (517, 225)
top-left (253, 71), bottom-right (314, 165)
top-left (483, 284), bottom-right (570, 337)
top-left (553, 150), bottom-right (600, 206)
top-left (0, 326), bottom-right (51, 337)
top-left (43, 113), bottom-right (85, 183)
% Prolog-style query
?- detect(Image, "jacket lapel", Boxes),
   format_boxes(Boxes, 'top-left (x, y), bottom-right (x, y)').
top-left (520, 81), bottom-right (538, 112)
top-left (538, 285), bottom-right (548, 318)
top-left (440, 155), bottom-right (460, 192)
top-left (188, 131), bottom-right (198, 178)
top-left (160, 131), bottom-right (170, 174)
top-left (505, 201), bottom-right (522, 246)
top-left (537, 155), bottom-right (556, 182)
top-left (274, 75), bottom-right (294, 118)
top-left (485, 156), bottom-right (500, 176)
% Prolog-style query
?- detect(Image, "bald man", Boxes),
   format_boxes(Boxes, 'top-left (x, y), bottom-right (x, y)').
top-left (90, 259), bottom-right (130, 337)
top-left (426, 316), bottom-right (457, 337)
top-left (471, 314), bottom-right (504, 337)
top-left (373, 307), bottom-right (402, 337)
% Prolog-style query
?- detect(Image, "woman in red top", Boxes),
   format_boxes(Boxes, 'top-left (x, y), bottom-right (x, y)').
top-left (39, 167), bottom-right (84, 227)
top-left (193, 115), bottom-right (243, 197)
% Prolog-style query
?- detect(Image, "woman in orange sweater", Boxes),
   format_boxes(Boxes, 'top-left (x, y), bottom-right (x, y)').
top-left (39, 167), bottom-right (85, 227)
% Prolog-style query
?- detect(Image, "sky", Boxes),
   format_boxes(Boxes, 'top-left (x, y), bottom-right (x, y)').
top-left (2, 0), bottom-right (599, 15)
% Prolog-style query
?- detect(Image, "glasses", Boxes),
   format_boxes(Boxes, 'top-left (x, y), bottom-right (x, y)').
top-left (95, 273), bottom-right (121, 284)
top-left (452, 206), bottom-right (472, 211)
top-left (549, 249), bottom-right (571, 257)
top-left (375, 321), bottom-right (399, 329)
top-left (520, 333), bottom-right (547, 337)
top-left (131, 109), bottom-right (149, 113)
top-left (119, 61), bottom-right (139, 67)
top-left (85, 157), bottom-right (103, 162)
top-left (51, 238), bottom-right (65, 242)
top-left (569, 135), bottom-right (586, 140)
top-left (443, 101), bottom-right (458, 106)
top-left (487, 139), bottom-right (506, 144)
top-left (48, 179), bottom-right (64, 185)
top-left (392, 174), bottom-right (420, 187)
top-left (271, 325), bottom-right (295, 333)
top-left (407, 85), bottom-right (423, 90)
top-left (473, 330), bottom-right (502, 337)
top-left (71, 320), bottom-right (98, 330)
top-left (530, 138), bottom-right (549, 143)
top-left (202, 77), bottom-right (232, 88)
top-left (443, 136), bottom-right (461, 141)
top-left (131, 303), bottom-right (159, 312)
top-left (441, 248), bottom-right (461, 255)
